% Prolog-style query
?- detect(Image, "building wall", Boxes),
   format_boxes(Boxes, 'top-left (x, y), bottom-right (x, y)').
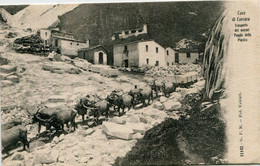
top-left (165, 47), bottom-right (175, 66)
top-left (113, 43), bottom-right (139, 67)
top-left (94, 50), bottom-right (107, 65)
top-left (138, 41), bottom-right (166, 67)
top-left (59, 40), bottom-right (89, 57)
top-left (127, 43), bottom-right (139, 67)
top-left (78, 50), bottom-right (94, 63)
top-left (78, 48), bottom-right (109, 65)
top-left (112, 24), bottom-right (148, 40)
top-left (178, 52), bottom-right (199, 64)
top-left (113, 45), bottom-right (123, 66)
top-left (120, 24), bottom-right (148, 39)
top-left (40, 29), bottom-right (52, 46)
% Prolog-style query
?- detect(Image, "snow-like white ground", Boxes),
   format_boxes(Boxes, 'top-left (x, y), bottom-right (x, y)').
top-left (0, 4), bottom-right (79, 30)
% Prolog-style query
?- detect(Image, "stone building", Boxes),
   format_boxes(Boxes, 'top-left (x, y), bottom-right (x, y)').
top-left (113, 39), bottom-right (166, 67)
top-left (39, 29), bottom-right (89, 58)
top-left (78, 45), bottom-right (112, 65)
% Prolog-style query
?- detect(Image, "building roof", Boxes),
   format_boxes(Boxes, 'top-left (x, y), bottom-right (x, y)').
top-left (78, 45), bottom-right (110, 53)
top-left (113, 39), bottom-right (154, 46)
top-left (52, 36), bottom-right (87, 43)
top-left (49, 30), bottom-right (87, 43)
top-left (112, 33), bottom-right (165, 46)
top-left (51, 30), bottom-right (74, 36)
top-left (174, 48), bottom-right (198, 53)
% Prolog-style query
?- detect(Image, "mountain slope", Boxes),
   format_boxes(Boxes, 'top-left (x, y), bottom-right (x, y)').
top-left (59, 2), bottom-right (225, 49)
top-left (0, 8), bottom-right (16, 25)
top-left (13, 4), bottom-right (79, 29)
top-left (0, 4), bottom-right (79, 30)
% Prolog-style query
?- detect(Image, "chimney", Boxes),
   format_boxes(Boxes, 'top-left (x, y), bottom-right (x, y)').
top-left (143, 24), bottom-right (148, 34)
top-left (86, 39), bottom-right (90, 48)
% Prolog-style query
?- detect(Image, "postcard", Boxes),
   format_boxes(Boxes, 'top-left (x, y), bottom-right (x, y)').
top-left (1, 0), bottom-right (259, 165)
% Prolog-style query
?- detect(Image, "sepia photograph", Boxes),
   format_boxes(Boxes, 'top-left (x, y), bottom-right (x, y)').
top-left (0, 0), bottom-right (260, 165)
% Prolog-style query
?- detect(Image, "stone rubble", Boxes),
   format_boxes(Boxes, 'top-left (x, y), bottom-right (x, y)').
top-left (102, 121), bottom-right (134, 140)
top-left (144, 64), bottom-right (201, 78)
top-left (0, 64), bottom-right (21, 87)
top-left (1, 34), bottom-right (203, 165)
top-left (2, 87), bottom-right (192, 166)
top-left (72, 58), bottom-right (92, 71)
top-left (164, 100), bottom-right (182, 112)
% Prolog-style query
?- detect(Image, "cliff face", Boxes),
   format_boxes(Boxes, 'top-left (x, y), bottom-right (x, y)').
top-left (59, 2), bottom-right (224, 49)
top-left (202, 11), bottom-right (229, 100)
top-left (0, 5), bottom-right (79, 30)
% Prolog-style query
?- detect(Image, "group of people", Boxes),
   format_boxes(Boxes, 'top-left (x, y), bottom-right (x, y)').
top-left (47, 49), bottom-right (61, 61)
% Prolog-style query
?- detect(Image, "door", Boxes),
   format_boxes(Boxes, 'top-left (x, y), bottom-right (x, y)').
top-left (99, 52), bottom-right (103, 64)
top-left (83, 52), bottom-right (86, 60)
top-left (124, 59), bottom-right (129, 68)
top-left (55, 39), bottom-right (58, 47)
top-left (175, 53), bottom-right (179, 63)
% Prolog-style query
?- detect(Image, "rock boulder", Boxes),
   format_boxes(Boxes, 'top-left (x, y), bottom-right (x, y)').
top-left (3, 161), bottom-right (24, 166)
top-left (0, 65), bottom-right (17, 74)
top-left (48, 95), bottom-right (66, 103)
top-left (73, 58), bottom-right (91, 70)
top-left (126, 122), bottom-right (146, 134)
top-left (159, 96), bottom-right (167, 103)
top-left (5, 75), bottom-right (19, 83)
top-left (164, 100), bottom-right (182, 112)
top-left (33, 148), bottom-right (59, 164)
top-left (0, 80), bottom-right (13, 87)
top-left (102, 121), bottom-right (134, 140)
top-left (108, 117), bottom-right (126, 124)
top-left (153, 101), bottom-right (164, 110)
top-left (100, 68), bottom-right (119, 77)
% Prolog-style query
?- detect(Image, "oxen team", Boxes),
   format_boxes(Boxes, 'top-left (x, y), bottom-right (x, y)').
top-left (1, 79), bottom-right (177, 155)
top-left (74, 80), bottom-right (177, 124)
top-left (1, 119), bottom-right (29, 154)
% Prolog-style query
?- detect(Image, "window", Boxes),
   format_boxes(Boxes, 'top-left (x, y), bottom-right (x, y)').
top-left (70, 43), bottom-right (72, 45)
top-left (186, 53), bottom-right (191, 58)
top-left (175, 53), bottom-right (179, 63)
top-left (146, 58), bottom-right (149, 64)
top-left (167, 62), bottom-right (169, 66)
top-left (155, 61), bottom-right (159, 66)
top-left (146, 45), bottom-right (148, 52)
top-left (138, 29), bottom-right (143, 32)
top-left (124, 45), bottom-right (128, 51)
top-left (115, 34), bottom-right (119, 39)
top-left (125, 31), bottom-right (129, 35)
top-left (55, 39), bottom-right (58, 47)
top-left (131, 30), bottom-right (136, 33)
top-left (156, 47), bottom-right (159, 53)
top-left (167, 50), bottom-right (169, 55)
top-left (77, 43), bottom-right (79, 46)
top-left (45, 32), bottom-right (48, 37)
top-left (172, 62), bottom-right (174, 65)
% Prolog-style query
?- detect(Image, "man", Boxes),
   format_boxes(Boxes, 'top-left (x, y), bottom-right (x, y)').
top-left (131, 85), bottom-right (140, 94)
top-left (108, 90), bottom-right (119, 100)
top-left (129, 85), bottom-right (142, 103)
top-left (47, 50), bottom-right (56, 61)
top-left (85, 95), bottom-right (97, 107)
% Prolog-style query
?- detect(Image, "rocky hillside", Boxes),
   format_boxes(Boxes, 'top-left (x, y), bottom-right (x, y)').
top-left (0, 4), bottom-right (79, 29)
top-left (59, 2), bottom-right (225, 49)
top-left (0, 5), bottom-right (28, 15)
